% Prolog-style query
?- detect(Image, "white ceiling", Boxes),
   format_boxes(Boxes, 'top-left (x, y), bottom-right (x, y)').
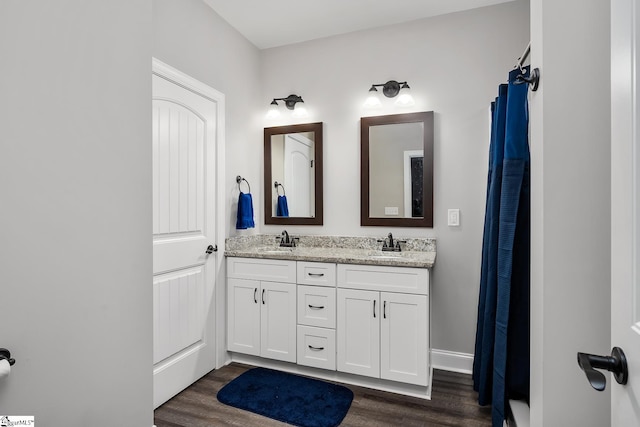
top-left (203, 0), bottom-right (519, 49)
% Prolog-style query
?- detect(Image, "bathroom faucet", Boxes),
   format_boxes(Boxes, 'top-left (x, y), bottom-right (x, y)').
top-left (377, 232), bottom-right (405, 251)
top-left (279, 230), bottom-right (297, 247)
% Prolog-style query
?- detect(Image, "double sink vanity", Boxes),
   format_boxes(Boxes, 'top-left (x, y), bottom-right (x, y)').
top-left (225, 233), bottom-right (436, 399)
top-left (226, 111), bottom-right (437, 397)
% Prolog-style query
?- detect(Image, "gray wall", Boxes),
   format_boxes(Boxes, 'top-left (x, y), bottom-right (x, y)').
top-left (0, 1), bottom-right (153, 425)
top-left (259, 1), bottom-right (530, 355)
top-left (530, 0), bottom-right (611, 425)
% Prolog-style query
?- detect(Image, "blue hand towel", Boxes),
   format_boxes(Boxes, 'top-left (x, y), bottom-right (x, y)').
top-left (236, 192), bottom-right (255, 229)
top-left (276, 195), bottom-right (289, 217)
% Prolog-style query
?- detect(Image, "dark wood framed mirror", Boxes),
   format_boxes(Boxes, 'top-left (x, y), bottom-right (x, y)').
top-left (361, 112), bottom-right (434, 227)
top-left (264, 122), bottom-right (323, 225)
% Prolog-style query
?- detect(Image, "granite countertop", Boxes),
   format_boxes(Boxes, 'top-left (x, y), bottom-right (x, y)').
top-left (224, 235), bottom-right (436, 268)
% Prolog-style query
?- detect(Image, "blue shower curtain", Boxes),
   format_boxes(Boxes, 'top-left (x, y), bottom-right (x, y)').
top-left (473, 66), bottom-right (530, 426)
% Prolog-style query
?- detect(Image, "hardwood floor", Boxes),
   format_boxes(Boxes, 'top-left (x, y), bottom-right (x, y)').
top-left (154, 363), bottom-right (492, 427)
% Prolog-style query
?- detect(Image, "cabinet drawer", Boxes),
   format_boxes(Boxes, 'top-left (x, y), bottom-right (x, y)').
top-left (298, 285), bottom-right (336, 328)
top-left (297, 325), bottom-right (336, 370)
top-left (297, 262), bottom-right (336, 287)
top-left (337, 264), bottom-right (429, 295)
top-left (227, 257), bottom-right (296, 283)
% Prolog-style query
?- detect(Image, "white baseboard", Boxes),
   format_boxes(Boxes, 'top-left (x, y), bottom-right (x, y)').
top-left (430, 349), bottom-right (474, 374)
top-left (508, 399), bottom-right (530, 427)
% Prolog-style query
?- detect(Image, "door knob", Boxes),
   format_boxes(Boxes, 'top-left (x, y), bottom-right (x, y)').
top-left (577, 347), bottom-right (628, 391)
top-left (205, 244), bottom-right (218, 254)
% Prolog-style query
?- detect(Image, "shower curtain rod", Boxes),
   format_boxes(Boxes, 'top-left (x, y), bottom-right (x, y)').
top-left (513, 41), bottom-right (539, 91)
top-left (516, 41), bottom-right (531, 69)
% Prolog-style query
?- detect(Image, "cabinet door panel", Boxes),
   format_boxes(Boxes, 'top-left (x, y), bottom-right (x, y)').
top-left (227, 278), bottom-right (260, 356)
top-left (261, 281), bottom-right (297, 362)
top-left (337, 288), bottom-right (380, 377)
top-left (380, 292), bottom-right (428, 386)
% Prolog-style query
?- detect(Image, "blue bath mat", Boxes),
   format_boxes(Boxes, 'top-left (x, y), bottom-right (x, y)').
top-left (217, 367), bottom-right (353, 427)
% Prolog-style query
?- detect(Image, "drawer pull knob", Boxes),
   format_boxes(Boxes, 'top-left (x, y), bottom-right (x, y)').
top-left (308, 345), bottom-right (325, 351)
top-left (308, 304), bottom-right (325, 309)
top-left (308, 273), bottom-right (325, 277)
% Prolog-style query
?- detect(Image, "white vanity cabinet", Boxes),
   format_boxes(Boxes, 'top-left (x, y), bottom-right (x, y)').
top-left (226, 254), bottom-right (433, 397)
top-left (336, 264), bottom-right (429, 387)
top-left (227, 257), bottom-right (297, 363)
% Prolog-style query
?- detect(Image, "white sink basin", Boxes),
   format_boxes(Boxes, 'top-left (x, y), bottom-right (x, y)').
top-left (261, 247), bottom-right (294, 254)
top-left (368, 254), bottom-right (403, 260)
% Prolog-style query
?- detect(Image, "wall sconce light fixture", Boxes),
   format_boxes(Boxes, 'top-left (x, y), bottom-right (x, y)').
top-left (266, 94), bottom-right (308, 119)
top-left (364, 80), bottom-right (415, 108)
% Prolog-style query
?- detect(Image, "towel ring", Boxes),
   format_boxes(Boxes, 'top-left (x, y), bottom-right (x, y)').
top-left (274, 181), bottom-right (286, 196)
top-left (236, 175), bottom-right (251, 193)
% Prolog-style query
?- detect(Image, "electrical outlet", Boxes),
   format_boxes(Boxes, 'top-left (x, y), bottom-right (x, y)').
top-left (448, 209), bottom-right (460, 226)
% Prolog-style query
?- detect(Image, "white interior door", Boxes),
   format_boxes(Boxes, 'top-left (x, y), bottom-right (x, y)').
top-left (284, 133), bottom-right (314, 216)
top-left (152, 60), bottom-right (222, 409)
top-left (611, 0), bottom-right (640, 424)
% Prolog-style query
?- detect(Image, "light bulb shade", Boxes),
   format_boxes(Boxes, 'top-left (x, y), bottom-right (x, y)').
top-left (363, 87), bottom-right (382, 108)
top-left (395, 84), bottom-right (415, 107)
top-left (266, 103), bottom-right (281, 119)
top-left (291, 102), bottom-right (308, 118)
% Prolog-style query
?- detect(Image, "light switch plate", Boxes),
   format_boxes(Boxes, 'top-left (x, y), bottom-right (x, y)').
top-left (448, 209), bottom-right (460, 226)
top-left (385, 206), bottom-right (399, 216)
